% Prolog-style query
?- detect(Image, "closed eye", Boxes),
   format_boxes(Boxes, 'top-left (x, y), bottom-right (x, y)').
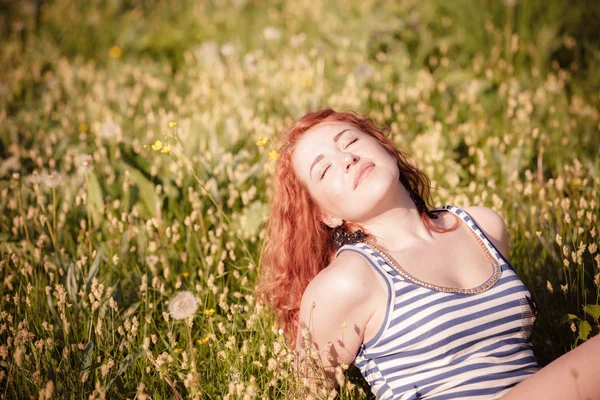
top-left (346, 138), bottom-right (358, 148)
top-left (320, 138), bottom-right (359, 179)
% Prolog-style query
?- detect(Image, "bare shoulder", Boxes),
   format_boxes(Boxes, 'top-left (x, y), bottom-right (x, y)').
top-left (301, 250), bottom-right (376, 317)
top-left (463, 206), bottom-right (510, 261)
top-left (296, 249), bottom-right (376, 368)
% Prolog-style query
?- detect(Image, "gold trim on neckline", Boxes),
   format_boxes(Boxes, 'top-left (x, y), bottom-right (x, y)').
top-left (362, 223), bottom-right (502, 294)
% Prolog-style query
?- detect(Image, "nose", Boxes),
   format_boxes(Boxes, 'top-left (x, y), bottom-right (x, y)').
top-left (342, 153), bottom-right (360, 172)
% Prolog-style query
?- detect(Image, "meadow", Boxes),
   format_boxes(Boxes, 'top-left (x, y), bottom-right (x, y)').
top-left (0, 0), bottom-right (599, 398)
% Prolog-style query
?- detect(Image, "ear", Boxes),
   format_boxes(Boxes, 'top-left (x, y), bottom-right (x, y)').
top-left (321, 213), bottom-right (343, 228)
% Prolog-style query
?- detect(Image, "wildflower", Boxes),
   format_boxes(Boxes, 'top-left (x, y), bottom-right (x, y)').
top-left (109, 46), bottom-right (122, 58)
top-left (220, 43), bottom-right (236, 57)
top-left (173, 348), bottom-right (182, 353)
top-left (27, 171), bottom-right (40, 185)
top-left (268, 150), bottom-right (279, 161)
top-left (263, 26), bottom-right (282, 41)
top-left (180, 272), bottom-right (190, 278)
top-left (79, 154), bottom-right (94, 174)
top-left (150, 140), bottom-right (163, 152)
top-left (546, 280), bottom-right (553, 293)
top-left (41, 171), bottom-right (62, 188)
top-left (100, 120), bottom-right (121, 139)
top-left (555, 234), bottom-right (563, 246)
top-left (168, 291), bottom-right (198, 320)
top-left (79, 123), bottom-right (89, 133)
top-left (197, 333), bottom-right (211, 345)
top-left (168, 121), bottom-right (177, 128)
top-left (160, 143), bottom-right (171, 155)
top-left (203, 308), bottom-right (215, 316)
top-left (255, 137), bottom-right (268, 147)
top-left (300, 76), bottom-right (313, 88)
top-left (589, 243), bottom-right (597, 255)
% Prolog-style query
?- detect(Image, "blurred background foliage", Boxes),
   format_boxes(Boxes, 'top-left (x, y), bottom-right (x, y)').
top-left (0, 0), bottom-right (599, 398)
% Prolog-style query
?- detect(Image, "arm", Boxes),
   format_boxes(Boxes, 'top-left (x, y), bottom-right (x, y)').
top-left (290, 253), bottom-right (374, 398)
top-left (501, 333), bottom-right (600, 400)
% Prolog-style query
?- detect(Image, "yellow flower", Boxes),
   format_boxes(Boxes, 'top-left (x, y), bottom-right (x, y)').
top-left (109, 46), bottom-right (122, 58)
top-left (173, 348), bottom-right (182, 353)
top-left (197, 333), bottom-right (211, 345)
top-left (180, 272), bottom-right (190, 278)
top-left (151, 140), bottom-right (163, 151)
top-left (255, 137), bottom-right (268, 147)
top-left (160, 143), bottom-right (171, 155)
top-left (268, 150), bottom-right (279, 161)
top-left (203, 308), bottom-right (216, 316)
top-left (168, 121), bottom-right (177, 128)
top-left (79, 123), bottom-right (89, 133)
top-left (300, 76), bottom-right (313, 88)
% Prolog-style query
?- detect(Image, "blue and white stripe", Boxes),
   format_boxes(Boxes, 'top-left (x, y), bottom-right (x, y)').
top-left (335, 205), bottom-right (539, 399)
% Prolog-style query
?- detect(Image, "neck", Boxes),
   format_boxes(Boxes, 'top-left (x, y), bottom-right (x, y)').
top-left (360, 187), bottom-right (438, 251)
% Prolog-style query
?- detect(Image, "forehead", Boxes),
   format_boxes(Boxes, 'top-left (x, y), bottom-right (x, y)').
top-left (294, 121), bottom-right (356, 154)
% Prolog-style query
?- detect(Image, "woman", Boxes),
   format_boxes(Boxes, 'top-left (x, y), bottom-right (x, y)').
top-left (255, 108), bottom-right (600, 399)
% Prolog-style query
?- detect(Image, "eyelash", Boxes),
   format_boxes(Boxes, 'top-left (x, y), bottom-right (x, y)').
top-left (320, 138), bottom-right (358, 179)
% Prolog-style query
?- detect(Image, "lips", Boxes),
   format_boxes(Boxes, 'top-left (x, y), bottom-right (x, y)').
top-left (354, 162), bottom-right (375, 189)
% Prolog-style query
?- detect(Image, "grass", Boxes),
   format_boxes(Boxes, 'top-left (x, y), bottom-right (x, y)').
top-left (0, 0), bottom-right (599, 398)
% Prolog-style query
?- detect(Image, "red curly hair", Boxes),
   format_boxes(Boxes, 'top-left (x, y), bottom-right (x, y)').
top-left (254, 108), bottom-right (459, 348)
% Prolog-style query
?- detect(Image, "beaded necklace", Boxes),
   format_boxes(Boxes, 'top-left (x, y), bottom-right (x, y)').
top-left (362, 224), bottom-right (501, 295)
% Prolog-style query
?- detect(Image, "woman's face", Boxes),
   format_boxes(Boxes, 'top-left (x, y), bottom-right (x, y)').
top-left (291, 121), bottom-right (400, 225)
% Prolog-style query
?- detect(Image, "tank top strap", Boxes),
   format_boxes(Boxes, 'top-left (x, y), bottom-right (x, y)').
top-left (431, 204), bottom-right (517, 273)
top-left (335, 242), bottom-right (393, 274)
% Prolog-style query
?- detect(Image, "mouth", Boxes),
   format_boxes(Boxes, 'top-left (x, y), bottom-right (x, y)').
top-left (354, 162), bottom-right (375, 189)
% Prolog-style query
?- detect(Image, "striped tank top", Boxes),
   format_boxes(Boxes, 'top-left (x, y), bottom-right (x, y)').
top-left (334, 205), bottom-right (540, 399)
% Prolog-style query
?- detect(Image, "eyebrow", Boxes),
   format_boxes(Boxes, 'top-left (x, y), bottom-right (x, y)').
top-left (309, 129), bottom-right (351, 180)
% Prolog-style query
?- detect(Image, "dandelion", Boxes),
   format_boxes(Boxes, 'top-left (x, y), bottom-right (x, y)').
top-left (168, 121), bottom-right (177, 128)
top-left (263, 26), bottom-right (282, 41)
top-left (268, 150), bottom-right (279, 161)
top-left (203, 308), bottom-right (215, 316)
top-left (41, 171), bottom-right (62, 188)
top-left (255, 137), bottom-right (268, 147)
top-left (79, 154), bottom-right (94, 174)
top-left (109, 45), bottom-right (122, 58)
top-left (27, 171), bottom-right (40, 185)
top-left (220, 43), bottom-right (236, 57)
top-left (100, 120), bottom-right (121, 139)
top-left (168, 291), bottom-right (198, 320)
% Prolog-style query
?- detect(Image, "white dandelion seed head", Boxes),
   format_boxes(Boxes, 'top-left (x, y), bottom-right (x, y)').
top-left (100, 120), bottom-right (122, 140)
top-left (78, 154), bottom-right (94, 174)
top-left (263, 26), bottom-right (282, 41)
top-left (41, 171), bottom-right (62, 188)
top-left (168, 291), bottom-right (198, 320)
top-left (220, 42), bottom-right (236, 57)
top-left (27, 170), bottom-right (40, 185)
